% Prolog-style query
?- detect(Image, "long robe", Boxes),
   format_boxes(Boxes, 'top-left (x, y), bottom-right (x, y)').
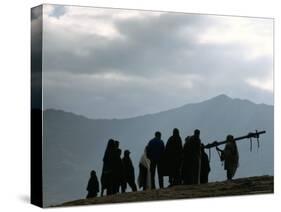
top-left (163, 135), bottom-right (183, 184)
top-left (86, 174), bottom-right (99, 198)
top-left (182, 137), bottom-right (193, 184)
top-left (101, 140), bottom-right (115, 196)
top-left (200, 149), bottom-right (210, 184)
top-left (137, 151), bottom-right (151, 190)
top-left (222, 141), bottom-right (239, 179)
top-left (122, 156), bottom-right (137, 192)
top-left (182, 135), bottom-right (201, 184)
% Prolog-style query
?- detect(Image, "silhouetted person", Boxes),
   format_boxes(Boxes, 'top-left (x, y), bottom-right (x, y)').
top-left (200, 144), bottom-right (210, 184)
top-left (216, 135), bottom-right (239, 180)
top-left (138, 147), bottom-right (151, 190)
top-left (101, 139), bottom-right (115, 196)
top-left (182, 136), bottom-right (193, 184)
top-left (146, 131), bottom-right (165, 189)
top-left (114, 140), bottom-right (120, 149)
top-left (112, 143), bottom-right (124, 194)
top-left (189, 129), bottom-right (202, 184)
top-left (164, 128), bottom-right (183, 186)
top-left (121, 150), bottom-right (137, 192)
top-left (182, 129), bottom-right (201, 185)
top-left (86, 170), bottom-right (99, 198)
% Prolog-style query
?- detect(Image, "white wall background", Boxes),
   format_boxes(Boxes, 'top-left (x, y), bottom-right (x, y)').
top-left (0, 0), bottom-right (280, 211)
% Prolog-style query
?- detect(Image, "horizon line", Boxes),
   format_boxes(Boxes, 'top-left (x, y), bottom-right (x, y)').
top-left (43, 94), bottom-right (274, 121)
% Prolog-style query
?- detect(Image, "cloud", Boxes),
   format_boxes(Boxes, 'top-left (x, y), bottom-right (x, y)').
top-left (198, 16), bottom-right (273, 59)
top-left (41, 5), bottom-right (273, 118)
top-left (43, 4), bottom-right (67, 19)
top-left (246, 76), bottom-right (273, 92)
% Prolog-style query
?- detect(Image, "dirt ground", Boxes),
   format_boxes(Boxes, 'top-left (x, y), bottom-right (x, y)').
top-left (57, 175), bottom-right (273, 207)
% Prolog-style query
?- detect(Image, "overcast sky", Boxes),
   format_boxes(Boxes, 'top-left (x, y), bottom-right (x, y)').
top-left (39, 4), bottom-right (273, 119)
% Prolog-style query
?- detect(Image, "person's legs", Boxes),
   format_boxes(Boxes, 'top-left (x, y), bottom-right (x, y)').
top-left (86, 192), bottom-right (97, 198)
top-left (175, 164), bottom-right (182, 185)
top-left (200, 174), bottom-right (208, 184)
top-left (121, 181), bottom-right (127, 193)
top-left (168, 175), bottom-right (173, 186)
top-left (227, 169), bottom-right (232, 180)
top-left (182, 164), bottom-right (188, 184)
top-left (189, 163), bottom-right (195, 184)
top-left (156, 161), bottom-right (164, 188)
top-left (106, 175), bottom-right (113, 195)
top-left (128, 179), bottom-right (137, 192)
top-left (106, 187), bottom-right (112, 195)
top-left (194, 162), bottom-right (200, 184)
top-left (112, 180), bottom-right (117, 194)
top-left (191, 160), bottom-right (200, 184)
top-left (150, 160), bottom-right (157, 189)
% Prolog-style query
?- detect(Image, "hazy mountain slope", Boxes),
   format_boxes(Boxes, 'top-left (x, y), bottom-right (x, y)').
top-left (42, 95), bottom-right (273, 207)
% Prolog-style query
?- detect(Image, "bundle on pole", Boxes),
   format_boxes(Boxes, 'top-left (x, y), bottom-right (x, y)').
top-left (204, 130), bottom-right (266, 149)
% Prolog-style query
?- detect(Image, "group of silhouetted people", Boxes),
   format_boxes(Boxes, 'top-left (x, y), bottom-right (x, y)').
top-left (98, 139), bottom-right (137, 196)
top-left (86, 129), bottom-right (239, 198)
top-left (140, 129), bottom-right (210, 190)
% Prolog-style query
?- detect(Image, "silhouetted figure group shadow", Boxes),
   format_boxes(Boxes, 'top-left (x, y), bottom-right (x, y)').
top-left (86, 129), bottom-right (239, 198)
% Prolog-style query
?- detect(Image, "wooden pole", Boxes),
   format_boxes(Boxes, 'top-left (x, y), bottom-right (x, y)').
top-left (204, 130), bottom-right (266, 149)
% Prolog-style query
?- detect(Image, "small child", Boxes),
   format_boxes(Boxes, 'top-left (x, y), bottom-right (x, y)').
top-left (86, 170), bottom-right (99, 198)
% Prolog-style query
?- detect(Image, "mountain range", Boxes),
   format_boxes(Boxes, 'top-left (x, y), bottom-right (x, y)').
top-left (42, 94), bottom-right (274, 207)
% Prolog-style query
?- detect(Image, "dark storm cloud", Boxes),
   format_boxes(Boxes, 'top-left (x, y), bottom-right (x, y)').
top-left (43, 11), bottom-right (271, 78)
top-left (43, 13), bottom-right (209, 76)
top-left (42, 5), bottom-right (273, 118)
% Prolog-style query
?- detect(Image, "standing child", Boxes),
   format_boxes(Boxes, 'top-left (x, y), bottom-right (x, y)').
top-left (86, 170), bottom-right (99, 198)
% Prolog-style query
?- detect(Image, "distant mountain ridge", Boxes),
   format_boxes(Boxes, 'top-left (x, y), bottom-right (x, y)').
top-left (42, 94), bottom-right (274, 207)
top-left (45, 94), bottom-right (272, 120)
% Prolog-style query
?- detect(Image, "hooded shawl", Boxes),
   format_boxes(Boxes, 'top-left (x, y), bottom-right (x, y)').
top-left (137, 149), bottom-right (152, 190)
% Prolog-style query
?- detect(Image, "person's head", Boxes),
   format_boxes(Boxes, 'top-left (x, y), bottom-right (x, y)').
top-left (226, 135), bottom-right (234, 143)
top-left (194, 129), bottom-right (200, 139)
top-left (91, 170), bottom-right (96, 177)
top-left (106, 139), bottom-right (115, 151)
top-left (155, 131), bottom-right (161, 139)
top-left (124, 149), bottom-right (130, 157)
top-left (173, 128), bottom-right (180, 136)
top-left (114, 140), bottom-right (120, 149)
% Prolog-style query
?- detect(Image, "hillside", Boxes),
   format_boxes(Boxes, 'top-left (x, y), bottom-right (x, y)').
top-left (58, 175), bottom-right (273, 207)
top-left (42, 95), bottom-right (273, 207)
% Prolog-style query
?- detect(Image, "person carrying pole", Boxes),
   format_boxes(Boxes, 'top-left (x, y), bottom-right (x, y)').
top-left (216, 135), bottom-right (239, 180)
